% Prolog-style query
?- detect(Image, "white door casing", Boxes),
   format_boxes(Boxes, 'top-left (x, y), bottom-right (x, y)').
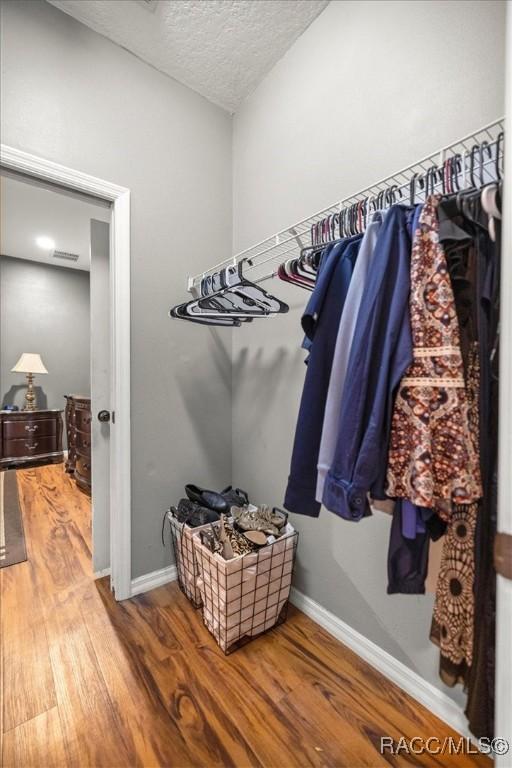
top-left (495, 3), bottom-right (512, 764)
top-left (0, 144), bottom-right (132, 600)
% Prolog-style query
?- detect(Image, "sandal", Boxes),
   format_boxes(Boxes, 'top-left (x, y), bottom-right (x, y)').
top-left (232, 505), bottom-right (279, 536)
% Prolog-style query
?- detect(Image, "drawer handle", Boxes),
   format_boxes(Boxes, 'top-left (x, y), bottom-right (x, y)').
top-left (25, 442), bottom-right (38, 451)
top-left (25, 425), bottom-right (39, 433)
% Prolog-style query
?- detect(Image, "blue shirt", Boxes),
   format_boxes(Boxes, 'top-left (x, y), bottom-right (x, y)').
top-left (316, 211), bottom-right (388, 502)
top-left (322, 205), bottom-right (420, 521)
top-left (284, 236), bottom-right (362, 518)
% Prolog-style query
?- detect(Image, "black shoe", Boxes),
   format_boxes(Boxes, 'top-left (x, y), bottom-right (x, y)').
top-left (172, 498), bottom-right (220, 527)
top-left (185, 484), bottom-right (230, 514)
top-left (220, 486), bottom-right (250, 507)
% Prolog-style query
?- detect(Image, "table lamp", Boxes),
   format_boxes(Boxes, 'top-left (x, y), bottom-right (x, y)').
top-left (11, 353), bottom-right (48, 411)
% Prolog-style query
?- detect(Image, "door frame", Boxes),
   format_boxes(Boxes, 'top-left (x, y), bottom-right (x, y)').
top-left (495, 2), bottom-right (512, 761)
top-left (0, 144), bottom-right (132, 600)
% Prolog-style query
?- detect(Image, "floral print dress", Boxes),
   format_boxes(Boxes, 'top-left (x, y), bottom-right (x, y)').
top-left (386, 195), bottom-right (483, 688)
top-left (386, 196), bottom-right (482, 514)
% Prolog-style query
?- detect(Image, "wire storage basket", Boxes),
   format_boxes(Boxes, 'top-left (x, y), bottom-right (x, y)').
top-left (168, 511), bottom-right (210, 608)
top-left (193, 523), bottom-right (298, 654)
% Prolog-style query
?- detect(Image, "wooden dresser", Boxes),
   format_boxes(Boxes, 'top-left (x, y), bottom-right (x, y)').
top-left (65, 395), bottom-right (92, 494)
top-left (0, 409), bottom-right (64, 468)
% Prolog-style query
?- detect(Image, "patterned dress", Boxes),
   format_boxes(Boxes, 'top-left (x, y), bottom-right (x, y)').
top-left (430, 343), bottom-right (479, 685)
top-left (386, 196), bottom-right (482, 516)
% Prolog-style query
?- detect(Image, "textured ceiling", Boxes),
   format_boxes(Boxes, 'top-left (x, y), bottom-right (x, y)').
top-left (1, 173), bottom-right (110, 272)
top-left (45, 0), bottom-right (329, 111)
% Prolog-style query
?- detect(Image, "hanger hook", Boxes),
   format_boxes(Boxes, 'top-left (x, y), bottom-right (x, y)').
top-left (495, 131), bottom-right (504, 181)
top-left (479, 140), bottom-right (492, 187)
top-left (470, 144), bottom-right (479, 188)
top-left (451, 153), bottom-right (461, 192)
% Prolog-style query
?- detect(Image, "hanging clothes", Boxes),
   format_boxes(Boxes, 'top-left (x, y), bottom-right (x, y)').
top-left (321, 204), bottom-right (417, 520)
top-left (277, 131), bottom-right (502, 743)
top-left (463, 197), bottom-right (500, 740)
top-left (316, 209), bottom-right (388, 503)
top-left (429, 198), bottom-right (480, 688)
top-left (386, 196), bottom-right (482, 516)
top-left (284, 235), bottom-right (362, 518)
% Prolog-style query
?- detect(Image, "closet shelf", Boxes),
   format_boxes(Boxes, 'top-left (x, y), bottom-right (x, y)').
top-left (187, 117), bottom-right (504, 293)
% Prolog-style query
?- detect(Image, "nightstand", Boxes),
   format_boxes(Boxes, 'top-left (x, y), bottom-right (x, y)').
top-left (0, 410), bottom-right (64, 469)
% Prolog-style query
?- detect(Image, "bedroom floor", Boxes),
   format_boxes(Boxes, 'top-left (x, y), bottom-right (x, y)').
top-left (0, 464), bottom-right (490, 767)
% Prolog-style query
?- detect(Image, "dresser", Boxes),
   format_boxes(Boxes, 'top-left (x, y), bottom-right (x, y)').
top-left (0, 410), bottom-right (64, 468)
top-left (64, 395), bottom-right (92, 494)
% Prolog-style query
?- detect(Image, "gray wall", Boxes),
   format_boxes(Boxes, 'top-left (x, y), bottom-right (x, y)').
top-left (0, 0), bottom-right (233, 578)
top-left (232, 0), bottom-right (506, 708)
top-left (0, 255), bottom-right (90, 431)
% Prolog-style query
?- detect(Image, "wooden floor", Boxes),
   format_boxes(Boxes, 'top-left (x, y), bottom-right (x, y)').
top-left (0, 465), bottom-right (489, 768)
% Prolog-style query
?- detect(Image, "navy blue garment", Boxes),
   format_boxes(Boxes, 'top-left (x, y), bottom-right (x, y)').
top-left (301, 243), bottom-right (336, 357)
top-left (284, 235), bottom-right (362, 518)
top-left (322, 205), bottom-right (419, 521)
top-left (387, 500), bottom-right (445, 594)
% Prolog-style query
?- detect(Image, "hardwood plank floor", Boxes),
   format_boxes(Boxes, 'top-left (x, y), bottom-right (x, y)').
top-left (0, 464), bottom-right (490, 767)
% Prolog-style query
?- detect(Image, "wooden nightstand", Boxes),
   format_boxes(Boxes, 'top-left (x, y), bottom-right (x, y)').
top-left (0, 410), bottom-right (64, 469)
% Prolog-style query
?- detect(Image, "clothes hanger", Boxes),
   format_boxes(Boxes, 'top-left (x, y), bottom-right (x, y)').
top-left (173, 262), bottom-right (290, 321)
top-left (170, 304), bottom-right (245, 326)
top-left (495, 132), bottom-right (504, 181)
top-left (451, 154), bottom-right (462, 192)
top-left (277, 263), bottom-right (314, 291)
top-left (479, 141), bottom-right (492, 187)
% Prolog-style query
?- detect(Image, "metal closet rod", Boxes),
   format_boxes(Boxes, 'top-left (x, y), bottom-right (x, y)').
top-left (241, 148), bottom-right (502, 282)
top-left (187, 117), bottom-right (504, 292)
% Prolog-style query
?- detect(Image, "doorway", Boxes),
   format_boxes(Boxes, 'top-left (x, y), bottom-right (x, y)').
top-left (0, 146), bottom-right (131, 600)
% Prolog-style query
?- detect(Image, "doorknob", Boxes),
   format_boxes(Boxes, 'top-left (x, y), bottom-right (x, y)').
top-left (97, 410), bottom-right (111, 423)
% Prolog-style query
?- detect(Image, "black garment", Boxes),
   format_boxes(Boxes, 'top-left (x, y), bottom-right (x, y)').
top-left (440, 196), bottom-right (499, 739)
top-left (465, 214), bottom-right (500, 741)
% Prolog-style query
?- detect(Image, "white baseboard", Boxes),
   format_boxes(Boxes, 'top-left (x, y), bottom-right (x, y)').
top-left (130, 564), bottom-right (177, 597)
top-left (290, 587), bottom-right (471, 739)
top-left (93, 567), bottom-right (111, 579)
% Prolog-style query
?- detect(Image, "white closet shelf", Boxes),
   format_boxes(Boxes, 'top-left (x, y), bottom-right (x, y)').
top-left (187, 117), bottom-right (504, 293)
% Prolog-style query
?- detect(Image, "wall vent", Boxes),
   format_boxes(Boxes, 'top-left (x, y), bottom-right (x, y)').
top-left (53, 250), bottom-right (80, 262)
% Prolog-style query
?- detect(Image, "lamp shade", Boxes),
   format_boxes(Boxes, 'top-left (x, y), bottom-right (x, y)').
top-left (11, 353), bottom-right (48, 375)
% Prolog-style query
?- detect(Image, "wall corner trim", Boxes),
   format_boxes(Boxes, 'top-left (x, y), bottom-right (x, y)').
top-left (130, 565), bottom-right (177, 597)
top-left (289, 587), bottom-right (471, 739)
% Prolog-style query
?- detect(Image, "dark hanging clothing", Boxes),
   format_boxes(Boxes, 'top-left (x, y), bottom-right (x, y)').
top-left (284, 235), bottom-right (362, 518)
top-left (465, 207), bottom-right (500, 741)
top-left (430, 195), bottom-right (499, 739)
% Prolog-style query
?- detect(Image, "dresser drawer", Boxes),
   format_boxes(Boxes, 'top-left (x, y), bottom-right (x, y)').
top-left (75, 454), bottom-right (92, 494)
top-left (76, 430), bottom-right (91, 453)
top-left (2, 435), bottom-right (58, 459)
top-left (76, 454), bottom-right (91, 478)
top-left (75, 409), bottom-right (92, 433)
top-left (3, 418), bottom-right (57, 440)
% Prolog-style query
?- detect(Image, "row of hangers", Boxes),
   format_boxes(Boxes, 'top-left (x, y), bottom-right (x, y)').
top-left (170, 261), bottom-right (289, 327)
top-left (170, 133), bottom-right (504, 320)
top-left (276, 133), bottom-right (504, 292)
